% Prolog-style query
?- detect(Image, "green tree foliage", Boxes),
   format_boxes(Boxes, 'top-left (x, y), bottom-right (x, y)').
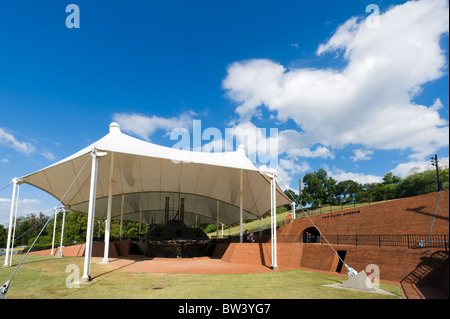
top-left (1, 210), bottom-right (144, 250)
top-left (290, 167), bottom-right (448, 209)
top-left (335, 180), bottom-right (361, 204)
top-left (374, 172), bottom-right (402, 201)
top-left (397, 167), bottom-right (449, 197)
top-left (300, 169), bottom-right (337, 208)
top-left (284, 189), bottom-right (299, 203)
top-left (0, 224), bottom-right (7, 247)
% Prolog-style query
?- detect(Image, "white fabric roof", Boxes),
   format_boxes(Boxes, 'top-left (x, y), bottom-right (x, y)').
top-left (20, 123), bottom-right (290, 226)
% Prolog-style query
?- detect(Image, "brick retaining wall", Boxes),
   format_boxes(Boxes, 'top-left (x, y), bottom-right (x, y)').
top-left (213, 191), bottom-right (449, 294)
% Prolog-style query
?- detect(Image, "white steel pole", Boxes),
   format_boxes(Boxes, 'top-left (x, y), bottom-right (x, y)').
top-left (119, 194), bottom-right (124, 240)
top-left (239, 169), bottom-right (243, 243)
top-left (9, 184), bottom-right (20, 266)
top-left (50, 207), bottom-right (58, 255)
top-left (270, 177), bottom-right (274, 268)
top-left (216, 200), bottom-right (219, 239)
top-left (102, 152), bottom-right (114, 264)
top-left (272, 174), bottom-right (278, 270)
top-left (292, 202), bottom-right (296, 220)
top-left (81, 149), bottom-right (99, 282)
top-left (4, 178), bottom-right (19, 267)
top-left (58, 209), bottom-right (66, 257)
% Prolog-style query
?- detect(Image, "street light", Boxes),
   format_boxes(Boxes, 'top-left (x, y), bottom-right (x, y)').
top-left (430, 154), bottom-right (442, 191)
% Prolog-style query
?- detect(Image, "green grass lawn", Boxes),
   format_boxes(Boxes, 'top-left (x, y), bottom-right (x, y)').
top-left (0, 255), bottom-right (402, 299)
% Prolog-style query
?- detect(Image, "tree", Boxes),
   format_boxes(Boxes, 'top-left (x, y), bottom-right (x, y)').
top-left (284, 189), bottom-right (299, 204)
top-left (0, 224), bottom-right (7, 248)
top-left (397, 167), bottom-right (449, 198)
top-left (300, 169), bottom-right (337, 208)
top-left (357, 183), bottom-right (377, 203)
top-left (382, 172), bottom-right (402, 185)
top-left (335, 180), bottom-right (361, 204)
top-left (375, 172), bottom-right (402, 201)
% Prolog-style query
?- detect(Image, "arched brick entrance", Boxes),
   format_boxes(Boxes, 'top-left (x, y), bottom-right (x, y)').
top-left (301, 226), bottom-right (321, 243)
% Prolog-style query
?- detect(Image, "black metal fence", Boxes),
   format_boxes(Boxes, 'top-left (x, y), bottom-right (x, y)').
top-left (217, 234), bottom-right (448, 250)
top-left (315, 234), bottom-right (448, 250)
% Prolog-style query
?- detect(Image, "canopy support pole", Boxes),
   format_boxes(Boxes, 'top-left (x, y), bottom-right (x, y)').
top-left (119, 194), bottom-right (124, 240)
top-left (216, 200), bottom-right (219, 239)
top-left (291, 202), bottom-right (296, 220)
top-left (270, 173), bottom-right (278, 270)
top-left (57, 209), bottom-right (66, 257)
top-left (81, 149), bottom-right (100, 282)
top-left (239, 169), bottom-right (243, 243)
top-left (50, 207), bottom-right (58, 255)
top-left (9, 184), bottom-right (20, 266)
top-left (102, 152), bottom-right (114, 264)
top-left (270, 177), bottom-right (274, 266)
top-left (3, 178), bottom-right (19, 268)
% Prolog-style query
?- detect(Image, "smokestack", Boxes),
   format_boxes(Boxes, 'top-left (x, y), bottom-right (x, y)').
top-left (165, 196), bottom-right (170, 224)
top-left (180, 198), bottom-right (185, 223)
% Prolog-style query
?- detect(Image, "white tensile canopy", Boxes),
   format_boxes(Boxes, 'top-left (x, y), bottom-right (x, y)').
top-left (4, 122), bottom-right (289, 279)
top-left (20, 122), bottom-right (290, 226)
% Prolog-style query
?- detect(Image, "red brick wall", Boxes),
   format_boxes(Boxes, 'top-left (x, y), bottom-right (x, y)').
top-left (280, 190), bottom-right (448, 237)
top-left (30, 241), bottom-right (121, 258)
top-left (215, 191), bottom-right (449, 290)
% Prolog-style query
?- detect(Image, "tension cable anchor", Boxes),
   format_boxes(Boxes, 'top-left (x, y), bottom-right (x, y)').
top-left (0, 280), bottom-right (10, 299)
top-left (345, 264), bottom-right (358, 278)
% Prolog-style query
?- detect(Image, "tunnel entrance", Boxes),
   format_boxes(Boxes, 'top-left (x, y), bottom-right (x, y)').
top-left (302, 227), bottom-right (320, 243)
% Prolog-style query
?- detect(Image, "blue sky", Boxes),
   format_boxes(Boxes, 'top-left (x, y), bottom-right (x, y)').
top-left (0, 0), bottom-right (449, 225)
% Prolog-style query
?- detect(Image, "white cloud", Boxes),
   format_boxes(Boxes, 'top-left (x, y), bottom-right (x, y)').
top-left (330, 168), bottom-right (383, 184)
top-left (285, 145), bottom-right (335, 160)
top-left (0, 127), bottom-right (36, 155)
top-left (112, 112), bottom-right (194, 141)
top-left (0, 198), bottom-right (43, 226)
top-left (260, 158), bottom-right (311, 192)
top-left (222, 0), bottom-right (449, 160)
top-left (350, 149), bottom-right (374, 161)
top-left (41, 151), bottom-right (56, 161)
top-left (391, 156), bottom-right (449, 178)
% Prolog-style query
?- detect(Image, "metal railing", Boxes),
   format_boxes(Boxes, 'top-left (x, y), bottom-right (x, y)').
top-left (316, 234), bottom-right (448, 250)
top-left (213, 234), bottom-right (448, 250)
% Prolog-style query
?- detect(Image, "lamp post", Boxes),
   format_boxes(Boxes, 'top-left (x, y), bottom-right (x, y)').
top-left (431, 154), bottom-right (442, 191)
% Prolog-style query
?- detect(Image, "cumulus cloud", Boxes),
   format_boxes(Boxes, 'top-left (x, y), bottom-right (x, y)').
top-left (391, 156), bottom-right (449, 178)
top-left (350, 149), bottom-right (374, 162)
top-left (0, 198), bottom-right (43, 226)
top-left (0, 127), bottom-right (36, 155)
top-left (260, 158), bottom-right (311, 191)
top-left (330, 168), bottom-right (383, 184)
top-left (222, 0), bottom-right (449, 160)
top-left (112, 112), bottom-right (194, 141)
top-left (41, 151), bottom-right (56, 161)
top-left (285, 145), bottom-right (335, 160)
